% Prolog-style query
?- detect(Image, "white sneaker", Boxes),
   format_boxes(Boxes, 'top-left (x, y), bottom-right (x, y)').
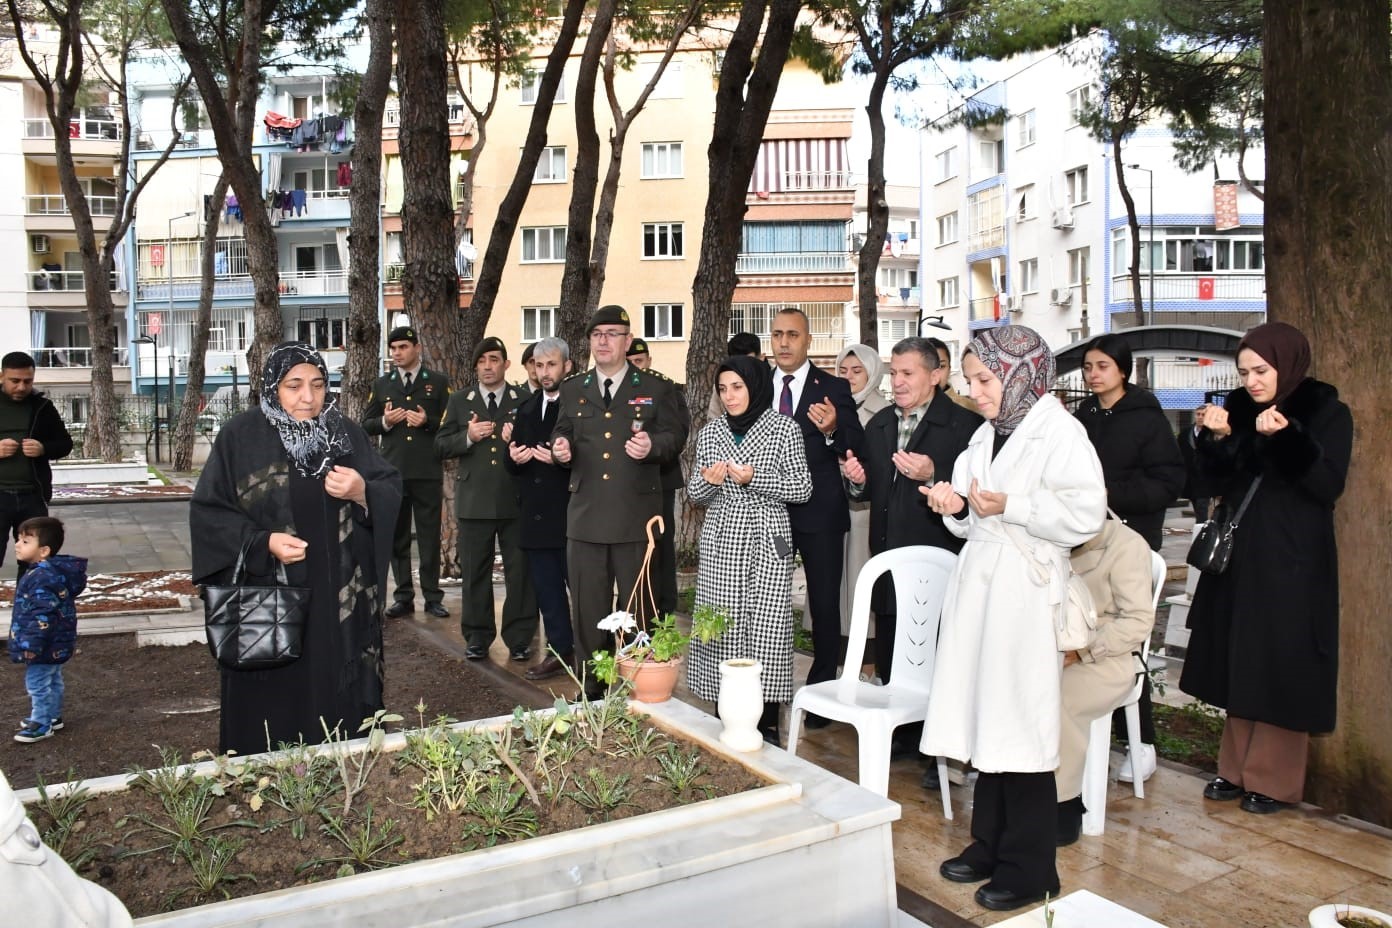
top-left (1118, 743), bottom-right (1157, 783)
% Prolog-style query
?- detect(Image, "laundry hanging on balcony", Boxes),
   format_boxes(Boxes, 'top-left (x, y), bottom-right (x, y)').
top-left (264, 111), bottom-right (301, 143)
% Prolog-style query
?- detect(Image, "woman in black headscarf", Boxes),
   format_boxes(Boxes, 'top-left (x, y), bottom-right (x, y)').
top-left (1181, 322), bottom-right (1352, 814)
top-left (685, 355), bottom-right (811, 744)
top-left (192, 343), bottom-right (402, 755)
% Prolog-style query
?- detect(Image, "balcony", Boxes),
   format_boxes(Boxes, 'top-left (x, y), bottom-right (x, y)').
top-left (735, 251), bottom-right (851, 275)
top-left (781, 170), bottom-right (854, 192)
top-left (26, 194), bottom-right (118, 217)
top-left (277, 269), bottom-right (347, 297)
top-left (877, 287), bottom-right (921, 310)
top-left (730, 301), bottom-right (848, 358)
top-left (32, 346), bottom-right (131, 368)
top-left (24, 116), bottom-right (122, 141)
top-left (27, 270), bottom-right (125, 307)
top-left (968, 295), bottom-right (1002, 323)
top-left (269, 189), bottom-right (352, 222)
top-left (384, 262), bottom-right (475, 296)
top-left (1109, 272), bottom-right (1266, 303)
top-left (135, 267), bottom-right (354, 301)
top-left (22, 114), bottom-right (123, 162)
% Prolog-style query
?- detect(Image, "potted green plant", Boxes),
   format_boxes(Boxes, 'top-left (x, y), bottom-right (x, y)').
top-left (592, 605), bottom-right (730, 703)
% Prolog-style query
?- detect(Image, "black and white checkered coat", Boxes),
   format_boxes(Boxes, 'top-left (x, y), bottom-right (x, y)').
top-left (685, 409), bottom-right (812, 702)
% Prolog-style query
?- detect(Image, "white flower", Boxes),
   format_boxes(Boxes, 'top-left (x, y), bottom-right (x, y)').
top-left (598, 610), bottom-right (637, 634)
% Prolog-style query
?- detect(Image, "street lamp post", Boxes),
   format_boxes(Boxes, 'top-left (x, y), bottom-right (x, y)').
top-left (166, 210), bottom-right (195, 439)
top-left (1126, 164), bottom-right (1155, 326)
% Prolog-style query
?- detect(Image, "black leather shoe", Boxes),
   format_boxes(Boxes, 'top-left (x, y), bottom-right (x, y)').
top-left (424, 602), bottom-right (449, 618)
top-left (974, 884), bottom-right (1051, 912)
top-left (384, 601), bottom-right (413, 619)
top-left (1203, 776), bottom-right (1244, 801)
top-left (939, 856), bottom-right (991, 884)
top-left (1240, 791), bottom-right (1292, 814)
top-left (464, 644), bottom-right (487, 660)
top-left (524, 653), bottom-right (570, 681)
top-left (803, 713), bottom-right (831, 730)
top-left (921, 765), bottom-right (941, 792)
top-left (509, 646), bottom-right (531, 663)
top-left (1056, 797), bottom-right (1084, 847)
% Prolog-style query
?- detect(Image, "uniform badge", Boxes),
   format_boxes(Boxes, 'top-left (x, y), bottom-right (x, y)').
top-left (466, 391), bottom-right (476, 401)
top-left (629, 396), bottom-right (653, 405)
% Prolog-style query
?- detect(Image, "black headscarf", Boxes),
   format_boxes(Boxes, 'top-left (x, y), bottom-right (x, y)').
top-left (717, 355), bottom-right (773, 436)
top-left (259, 341), bottom-right (351, 478)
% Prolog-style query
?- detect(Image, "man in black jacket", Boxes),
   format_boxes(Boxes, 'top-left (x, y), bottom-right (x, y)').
top-left (841, 337), bottom-right (980, 682)
top-left (768, 309), bottom-right (865, 719)
top-left (0, 352), bottom-right (73, 578)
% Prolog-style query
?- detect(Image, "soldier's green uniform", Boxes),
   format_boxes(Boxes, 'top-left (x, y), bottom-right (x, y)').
top-left (435, 338), bottom-right (536, 655)
top-left (362, 330), bottom-right (450, 615)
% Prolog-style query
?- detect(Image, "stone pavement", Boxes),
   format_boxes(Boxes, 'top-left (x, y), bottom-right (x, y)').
top-left (48, 500), bottom-right (193, 574)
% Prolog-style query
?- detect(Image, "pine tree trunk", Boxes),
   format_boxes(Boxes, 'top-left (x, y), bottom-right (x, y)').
top-left (856, 68), bottom-right (891, 348)
top-left (1264, 0), bottom-right (1392, 827)
top-left (340, 0), bottom-right (394, 420)
top-left (172, 175), bottom-right (230, 471)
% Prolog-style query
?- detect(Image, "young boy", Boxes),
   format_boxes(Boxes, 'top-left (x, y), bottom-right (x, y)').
top-left (8, 516), bottom-right (86, 743)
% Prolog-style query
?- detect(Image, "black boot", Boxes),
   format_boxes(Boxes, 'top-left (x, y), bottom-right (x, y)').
top-left (758, 702), bottom-right (781, 745)
top-left (1056, 796), bottom-right (1085, 847)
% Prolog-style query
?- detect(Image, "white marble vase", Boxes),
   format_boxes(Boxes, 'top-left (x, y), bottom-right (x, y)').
top-left (1309, 904), bottom-right (1392, 928)
top-left (718, 658), bottom-right (764, 752)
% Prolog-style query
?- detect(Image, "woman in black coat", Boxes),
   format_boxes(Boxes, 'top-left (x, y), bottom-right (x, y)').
top-left (1180, 323), bottom-right (1352, 814)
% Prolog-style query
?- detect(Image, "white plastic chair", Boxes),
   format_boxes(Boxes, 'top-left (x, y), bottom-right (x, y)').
top-left (1081, 550), bottom-right (1168, 836)
top-left (787, 546), bottom-right (957, 817)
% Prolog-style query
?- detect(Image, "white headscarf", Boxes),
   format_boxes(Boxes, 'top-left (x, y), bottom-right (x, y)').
top-left (835, 343), bottom-right (886, 407)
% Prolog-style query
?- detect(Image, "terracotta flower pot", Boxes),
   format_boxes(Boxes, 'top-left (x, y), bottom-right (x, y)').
top-left (618, 655), bottom-right (682, 703)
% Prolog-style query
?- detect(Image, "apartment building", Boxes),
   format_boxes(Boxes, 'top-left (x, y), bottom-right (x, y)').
top-left (850, 183), bottom-right (924, 358)
top-left (920, 39), bottom-right (1265, 408)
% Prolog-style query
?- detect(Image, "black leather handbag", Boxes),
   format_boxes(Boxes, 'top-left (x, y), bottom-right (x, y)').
top-left (1187, 475), bottom-right (1262, 575)
top-left (204, 543), bottom-right (310, 671)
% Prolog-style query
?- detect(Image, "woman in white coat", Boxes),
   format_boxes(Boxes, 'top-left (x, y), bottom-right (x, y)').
top-left (921, 326), bottom-right (1106, 913)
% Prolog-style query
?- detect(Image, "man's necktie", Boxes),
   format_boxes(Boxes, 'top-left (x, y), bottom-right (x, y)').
top-left (779, 374), bottom-right (794, 416)
top-left (487, 392), bottom-right (499, 418)
top-left (402, 372), bottom-right (413, 392)
top-left (603, 378), bottom-right (613, 408)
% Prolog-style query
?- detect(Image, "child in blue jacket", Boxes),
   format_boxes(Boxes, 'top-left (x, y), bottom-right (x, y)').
top-left (9, 516), bottom-right (86, 743)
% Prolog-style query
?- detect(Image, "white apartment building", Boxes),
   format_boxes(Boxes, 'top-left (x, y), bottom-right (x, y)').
top-left (920, 38), bottom-right (1265, 410)
top-left (850, 183), bottom-right (926, 358)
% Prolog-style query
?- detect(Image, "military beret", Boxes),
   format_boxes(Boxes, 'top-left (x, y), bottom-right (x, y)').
top-left (520, 343), bottom-right (536, 364)
top-left (472, 336), bottom-right (507, 365)
top-left (387, 326), bottom-right (418, 344)
top-left (587, 304), bottom-right (631, 334)
top-left (626, 337), bottom-right (650, 358)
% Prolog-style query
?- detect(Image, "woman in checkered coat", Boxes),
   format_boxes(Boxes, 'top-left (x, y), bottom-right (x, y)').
top-left (686, 355), bottom-right (811, 743)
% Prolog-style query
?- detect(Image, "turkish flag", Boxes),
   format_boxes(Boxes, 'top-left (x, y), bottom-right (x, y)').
top-left (1198, 277), bottom-right (1215, 300)
top-left (993, 293), bottom-right (1001, 320)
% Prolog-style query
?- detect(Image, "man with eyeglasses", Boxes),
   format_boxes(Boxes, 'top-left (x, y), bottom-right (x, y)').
top-left (552, 305), bottom-right (684, 698)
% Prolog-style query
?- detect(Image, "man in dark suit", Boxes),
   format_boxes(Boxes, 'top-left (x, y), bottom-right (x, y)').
top-left (841, 337), bottom-right (981, 682)
top-left (435, 337), bottom-right (535, 661)
top-left (552, 305), bottom-right (684, 698)
top-left (768, 307), bottom-right (865, 722)
top-left (362, 326), bottom-right (451, 618)
top-left (505, 337), bottom-right (574, 680)
top-left (624, 337), bottom-right (691, 615)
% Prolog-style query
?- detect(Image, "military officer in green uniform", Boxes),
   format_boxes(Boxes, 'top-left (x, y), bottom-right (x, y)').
top-left (436, 337), bottom-right (537, 661)
top-left (624, 337), bottom-right (690, 615)
top-left (362, 326), bottom-right (451, 618)
top-left (551, 307), bottom-right (684, 697)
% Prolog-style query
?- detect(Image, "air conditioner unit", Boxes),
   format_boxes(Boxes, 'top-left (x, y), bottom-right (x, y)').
top-left (1051, 286), bottom-right (1074, 305)
top-left (1051, 207), bottom-right (1074, 230)
top-left (1006, 293), bottom-right (1023, 312)
top-left (30, 234), bottom-right (50, 254)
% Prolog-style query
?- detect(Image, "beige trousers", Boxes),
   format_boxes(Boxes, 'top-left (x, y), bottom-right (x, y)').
top-left (1057, 655), bottom-right (1138, 801)
top-left (1217, 715), bottom-right (1309, 803)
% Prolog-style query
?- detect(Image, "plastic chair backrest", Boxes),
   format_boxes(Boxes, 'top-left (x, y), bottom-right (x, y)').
top-left (838, 546), bottom-right (958, 704)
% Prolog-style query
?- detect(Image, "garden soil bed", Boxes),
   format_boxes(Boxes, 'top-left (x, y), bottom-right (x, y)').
top-left (1, 570), bottom-right (198, 614)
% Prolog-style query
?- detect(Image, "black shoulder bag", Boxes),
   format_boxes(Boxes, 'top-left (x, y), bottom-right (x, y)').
top-left (204, 541), bottom-right (310, 671)
top-left (1186, 475), bottom-right (1262, 576)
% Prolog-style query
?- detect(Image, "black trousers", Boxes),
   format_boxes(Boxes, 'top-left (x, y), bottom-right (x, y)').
top-left (567, 538), bottom-right (648, 675)
top-left (653, 488), bottom-right (679, 615)
top-left (957, 772), bottom-right (1060, 895)
top-left (458, 517), bottom-right (536, 650)
top-left (0, 489), bottom-right (47, 578)
top-left (525, 547), bottom-right (573, 657)
top-left (793, 528), bottom-right (846, 687)
top-left (389, 477), bottom-right (443, 606)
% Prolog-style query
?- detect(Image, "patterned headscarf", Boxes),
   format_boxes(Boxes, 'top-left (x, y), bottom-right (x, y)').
top-left (1237, 321), bottom-right (1311, 407)
top-left (967, 325), bottom-right (1056, 436)
top-left (259, 341), bottom-right (351, 477)
top-left (835, 343), bottom-right (886, 407)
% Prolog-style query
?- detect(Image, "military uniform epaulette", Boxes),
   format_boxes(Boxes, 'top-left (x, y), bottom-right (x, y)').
top-left (563, 369), bottom-right (588, 383)
top-left (641, 368), bottom-right (676, 384)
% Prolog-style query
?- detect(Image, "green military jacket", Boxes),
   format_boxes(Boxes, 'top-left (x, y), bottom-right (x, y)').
top-left (435, 383), bottom-right (527, 520)
top-left (552, 365), bottom-right (683, 545)
top-left (362, 366), bottom-right (451, 481)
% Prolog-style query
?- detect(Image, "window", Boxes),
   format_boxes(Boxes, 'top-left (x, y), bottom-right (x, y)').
top-left (936, 211), bottom-right (959, 245)
top-left (296, 317), bottom-right (346, 350)
top-left (938, 276), bottom-right (960, 308)
top-left (644, 303), bottom-right (684, 340)
top-left (1068, 247), bottom-right (1090, 286)
top-left (521, 69), bottom-right (564, 105)
top-left (533, 146), bottom-right (567, 183)
top-left (1019, 258), bottom-right (1039, 293)
top-left (877, 266), bottom-right (918, 289)
top-left (879, 317), bottom-right (914, 343)
top-left (641, 142), bottom-right (683, 178)
top-left (935, 146), bottom-right (957, 182)
top-left (638, 61), bottom-right (683, 99)
top-left (908, 219), bottom-right (919, 240)
top-left (522, 306), bottom-right (556, 342)
top-left (1015, 184), bottom-right (1035, 221)
top-left (977, 138), bottom-right (1004, 174)
top-left (1065, 166), bottom-right (1089, 205)
top-left (1067, 85), bottom-right (1093, 126)
top-left (1017, 109), bottom-right (1036, 147)
top-left (642, 222), bottom-right (684, 259)
top-left (521, 226), bottom-right (566, 263)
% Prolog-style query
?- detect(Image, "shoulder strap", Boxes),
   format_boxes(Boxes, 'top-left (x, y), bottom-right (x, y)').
top-left (1229, 474), bottom-right (1263, 528)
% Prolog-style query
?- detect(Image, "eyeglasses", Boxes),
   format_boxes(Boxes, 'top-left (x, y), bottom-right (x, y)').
top-left (590, 330), bottom-right (628, 341)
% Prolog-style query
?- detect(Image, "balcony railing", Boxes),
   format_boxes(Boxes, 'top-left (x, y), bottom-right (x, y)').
top-left (735, 251), bottom-right (850, 274)
top-left (24, 117), bottom-right (122, 141)
top-left (28, 270), bottom-right (121, 292)
top-left (730, 301), bottom-right (847, 357)
top-left (278, 269), bottom-right (348, 296)
top-left (1109, 272), bottom-right (1266, 303)
top-left (32, 346), bottom-right (130, 368)
top-left (781, 170), bottom-right (854, 191)
top-left (385, 262), bottom-right (474, 284)
top-left (967, 224), bottom-right (1005, 253)
top-left (26, 194), bottom-right (118, 217)
top-left (968, 295), bottom-right (1000, 323)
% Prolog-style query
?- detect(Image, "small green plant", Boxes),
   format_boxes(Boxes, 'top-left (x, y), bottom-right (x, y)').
top-left (615, 722), bottom-right (665, 759)
top-left (166, 836), bottom-right (255, 907)
top-left (128, 746), bottom-right (198, 804)
top-left (398, 722), bottom-right (500, 821)
top-left (792, 613), bottom-right (814, 653)
top-left (256, 746), bottom-right (340, 838)
top-left (651, 744), bottom-right (713, 801)
top-left (568, 767), bottom-right (633, 820)
top-left (321, 709), bottom-right (402, 816)
top-left (589, 608), bottom-right (722, 685)
top-left (31, 770), bottom-right (96, 869)
top-left (301, 804), bottom-right (404, 876)
top-left (122, 777), bottom-right (255, 861)
top-left (689, 603), bottom-right (732, 644)
top-left (462, 779), bottom-right (539, 849)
